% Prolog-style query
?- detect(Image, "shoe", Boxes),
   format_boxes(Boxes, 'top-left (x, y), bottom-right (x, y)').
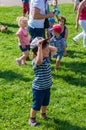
top-left (22, 62), bottom-right (27, 65)
top-left (16, 58), bottom-right (21, 66)
top-left (72, 38), bottom-right (77, 44)
top-left (40, 113), bottom-right (51, 120)
top-left (29, 119), bottom-right (40, 127)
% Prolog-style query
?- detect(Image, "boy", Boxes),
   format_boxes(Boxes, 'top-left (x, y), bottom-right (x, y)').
top-left (48, 18), bottom-right (56, 38)
top-left (50, 25), bottom-right (67, 69)
top-left (29, 37), bottom-right (57, 126)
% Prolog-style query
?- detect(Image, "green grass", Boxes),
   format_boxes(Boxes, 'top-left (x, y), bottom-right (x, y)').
top-left (0, 4), bottom-right (86, 130)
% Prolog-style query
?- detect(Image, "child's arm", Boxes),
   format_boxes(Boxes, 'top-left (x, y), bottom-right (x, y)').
top-left (36, 40), bottom-right (43, 66)
top-left (49, 45), bottom-right (57, 56)
top-left (17, 35), bottom-right (26, 48)
top-left (63, 46), bottom-right (67, 56)
top-left (64, 27), bottom-right (68, 41)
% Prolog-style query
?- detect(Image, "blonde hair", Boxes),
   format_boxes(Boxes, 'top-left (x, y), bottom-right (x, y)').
top-left (16, 16), bottom-right (28, 27)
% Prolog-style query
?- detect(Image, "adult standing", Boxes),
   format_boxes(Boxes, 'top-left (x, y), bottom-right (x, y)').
top-left (75, 0), bottom-right (86, 48)
top-left (28, 0), bottom-right (54, 40)
top-left (22, 0), bottom-right (30, 16)
top-left (73, 0), bottom-right (84, 43)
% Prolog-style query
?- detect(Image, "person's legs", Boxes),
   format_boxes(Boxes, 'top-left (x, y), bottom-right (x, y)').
top-left (40, 89), bottom-right (50, 120)
top-left (55, 52), bottom-right (63, 69)
top-left (79, 20), bottom-right (86, 48)
top-left (73, 32), bottom-right (83, 42)
top-left (56, 58), bottom-right (60, 69)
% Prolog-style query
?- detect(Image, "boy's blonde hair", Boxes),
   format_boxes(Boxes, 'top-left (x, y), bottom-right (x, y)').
top-left (16, 16), bottom-right (28, 26)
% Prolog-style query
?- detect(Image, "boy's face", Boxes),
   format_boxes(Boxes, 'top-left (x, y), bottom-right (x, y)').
top-left (42, 45), bottom-right (49, 58)
top-left (49, 22), bottom-right (54, 26)
top-left (52, 30), bottom-right (60, 37)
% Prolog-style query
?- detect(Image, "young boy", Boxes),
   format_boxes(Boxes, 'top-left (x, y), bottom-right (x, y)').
top-left (48, 18), bottom-right (56, 38)
top-left (29, 37), bottom-right (57, 126)
top-left (50, 25), bottom-right (67, 69)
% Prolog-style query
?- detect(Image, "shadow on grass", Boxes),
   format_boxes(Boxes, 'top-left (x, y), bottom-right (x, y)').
top-left (67, 50), bottom-right (86, 58)
top-left (0, 70), bottom-right (32, 82)
top-left (0, 22), bottom-right (18, 28)
top-left (45, 118), bottom-right (86, 130)
top-left (51, 61), bottom-right (86, 87)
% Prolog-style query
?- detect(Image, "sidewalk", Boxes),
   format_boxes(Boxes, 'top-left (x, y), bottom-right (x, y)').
top-left (0, 0), bottom-right (73, 7)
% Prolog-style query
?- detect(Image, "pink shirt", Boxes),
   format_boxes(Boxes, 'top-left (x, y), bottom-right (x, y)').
top-left (79, 6), bottom-right (86, 20)
top-left (16, 28), bottom-right (30, 45)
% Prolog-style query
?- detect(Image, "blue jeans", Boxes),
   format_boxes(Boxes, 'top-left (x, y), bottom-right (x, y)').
top-left (28, 26), bottom-right (44, 40)
top-left (32, 88), bottom-right (50, 111)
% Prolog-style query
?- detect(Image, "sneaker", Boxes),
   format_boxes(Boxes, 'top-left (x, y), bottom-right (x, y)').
top-left (22, 62), bottom-right (27, 65)
top-left (72, 38), bottom-right (77, 44)
top-left (29, 119), bottom-right (40, 127)
top-left (40, 113), bottom-right (51, 120)
top-left (16, 58), bottom-right (21, 66)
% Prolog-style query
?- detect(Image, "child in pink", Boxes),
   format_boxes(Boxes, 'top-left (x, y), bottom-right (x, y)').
top-left (16, 16), bottom-right (30, 65)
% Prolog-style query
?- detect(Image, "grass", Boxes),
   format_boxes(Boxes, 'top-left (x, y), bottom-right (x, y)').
top-left (0, 4), bottom-right (86, 130)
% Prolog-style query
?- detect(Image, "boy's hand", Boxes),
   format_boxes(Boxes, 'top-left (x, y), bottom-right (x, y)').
top-left (37, 39), bottom-right (44, 47)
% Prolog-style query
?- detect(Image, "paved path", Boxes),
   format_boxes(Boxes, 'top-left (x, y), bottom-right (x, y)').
top-left (0, 0), bottom-right (73, 7)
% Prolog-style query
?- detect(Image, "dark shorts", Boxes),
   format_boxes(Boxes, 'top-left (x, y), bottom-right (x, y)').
top-left (32, 88), bottom-right (50, 111)
top-left (53, 52), bottom-right (63, 59)
top-left (19, 45), bottom-right (30, 52)
top-left (22, 2), bottom-right (29, 14)
top-left (28, 26), bottom-right (44, 40)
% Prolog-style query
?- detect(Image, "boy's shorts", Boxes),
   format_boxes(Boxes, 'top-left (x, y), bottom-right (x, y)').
top-left (32, 88), bottom-right (50, 111)
top-left (53, 52), bottom-right (63, 59)
top-left (22, 2), bottom-right (29, 14)
top-left (19, 45), bottom-right (30, 52)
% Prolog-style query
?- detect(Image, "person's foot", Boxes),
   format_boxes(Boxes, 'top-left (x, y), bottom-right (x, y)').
top-left (29, 118), bottom-right (40, 127)
top-left (22, 62), bottom-right (27, 65)
top-left (72, 38), bottom-right (77, 44)
top-left (40, 113), bottom-right (51, 120)
top-left (16, 58), bottom-right (21, 66)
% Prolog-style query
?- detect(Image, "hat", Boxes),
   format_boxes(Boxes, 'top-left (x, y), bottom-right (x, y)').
top-left (50, 25), bottom-right (62, 33)
top-left (48, 18), bottom-right (56, 23)
top-left (30, 37), bottom-right (44, 50)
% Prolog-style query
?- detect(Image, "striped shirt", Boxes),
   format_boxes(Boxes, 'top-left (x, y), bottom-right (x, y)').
top-left (32, 57), bottom-right (52, 90)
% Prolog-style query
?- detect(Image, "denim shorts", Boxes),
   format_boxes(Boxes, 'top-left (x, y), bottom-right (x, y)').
top-left (53, 52), bottom-right (63, 59)
top-left (19, 45), bottom-right (30, 52)
top-left (28, 26), bottom-right (44, 40)
top-left (32, 88), bottom-right (50, 111)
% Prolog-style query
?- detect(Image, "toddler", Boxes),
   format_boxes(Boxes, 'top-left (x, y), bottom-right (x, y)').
top-left (50, 25), bottom-right (67, 69)
top-left (48, 17), bottom-right (56, 38)
top-left (16, 16), bottom-right (30, 65)
top-left (29, 37), bottom-right (57, 126)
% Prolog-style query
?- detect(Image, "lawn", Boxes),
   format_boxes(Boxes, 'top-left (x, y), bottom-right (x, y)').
top-left (0, 4), bottom-right (86, 130)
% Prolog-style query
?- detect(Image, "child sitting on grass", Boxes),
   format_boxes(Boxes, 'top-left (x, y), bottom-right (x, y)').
top-left (29, 37), bottom-right (57, 126)
top-left (50, 24), bottom-right (67, 69)
top-left (16, 16), bottom-right (30, 65)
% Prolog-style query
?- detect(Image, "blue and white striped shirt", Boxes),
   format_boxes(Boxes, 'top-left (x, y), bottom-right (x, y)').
top-left (32, 57), bottom-right (52, 90)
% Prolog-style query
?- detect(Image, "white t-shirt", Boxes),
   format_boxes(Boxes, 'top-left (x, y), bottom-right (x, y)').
top-left (28, 0), bottom-right (45, 28)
